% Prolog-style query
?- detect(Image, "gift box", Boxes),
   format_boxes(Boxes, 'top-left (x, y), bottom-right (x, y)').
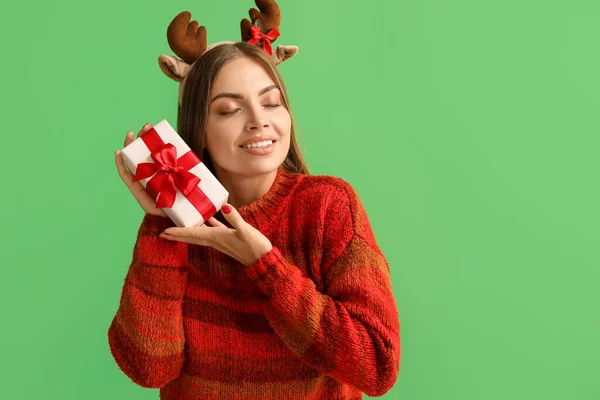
top-left (121, 119), bottom-right (229, 227)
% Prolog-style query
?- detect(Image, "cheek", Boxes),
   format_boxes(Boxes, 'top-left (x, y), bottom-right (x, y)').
top-left (204, 121), bottom-right (235, 153)
top-left (206, 134), bottom-right (231, 158)
top-left (274, 110), bottom-right (292, 137)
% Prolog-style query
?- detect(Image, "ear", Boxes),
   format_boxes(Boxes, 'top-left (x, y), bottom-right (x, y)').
top-left (158, 54), bottom-right (192, 82)
top-left (271, 45), bottom-right (298, 66)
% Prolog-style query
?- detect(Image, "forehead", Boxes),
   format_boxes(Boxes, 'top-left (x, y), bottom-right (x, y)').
top-left (211, 57), bottom-right (276, 94)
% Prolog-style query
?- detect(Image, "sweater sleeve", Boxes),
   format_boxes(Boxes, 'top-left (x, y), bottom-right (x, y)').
top-left (244, 182), bottom-right (401, 397)
top-left (108, 213), bottom-right (189, 388)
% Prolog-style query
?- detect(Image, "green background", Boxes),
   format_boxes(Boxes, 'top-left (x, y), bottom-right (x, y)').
top-left (1, 0), bottom-right (598, 399)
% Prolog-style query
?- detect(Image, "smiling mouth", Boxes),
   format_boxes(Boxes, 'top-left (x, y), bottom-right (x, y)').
top-left (239, 139), bottom-right (277, 149)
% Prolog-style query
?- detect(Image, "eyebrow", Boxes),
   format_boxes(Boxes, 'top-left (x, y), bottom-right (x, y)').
top-left (211, 85), bottom-right (279, 102)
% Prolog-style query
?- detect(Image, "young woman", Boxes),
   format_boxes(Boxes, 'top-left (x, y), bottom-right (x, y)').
top-left (109, 4), bottom-right (400, 399)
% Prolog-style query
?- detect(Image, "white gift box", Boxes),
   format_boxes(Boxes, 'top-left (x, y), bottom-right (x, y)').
top-left (121, 119), bottom-right (229, 227)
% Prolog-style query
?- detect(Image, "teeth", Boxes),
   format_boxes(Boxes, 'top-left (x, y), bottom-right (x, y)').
top-left (242, 140), bottom-right (273, 149)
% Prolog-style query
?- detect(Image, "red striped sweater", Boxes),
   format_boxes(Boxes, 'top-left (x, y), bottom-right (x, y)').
top-left (108, 167), bottom-right (401, 399)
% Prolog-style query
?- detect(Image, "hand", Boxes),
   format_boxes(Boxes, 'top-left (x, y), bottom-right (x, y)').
top-left (115, 122), bottom-right (167, 217)
top-left (159, 204), bottom-right (273, 267)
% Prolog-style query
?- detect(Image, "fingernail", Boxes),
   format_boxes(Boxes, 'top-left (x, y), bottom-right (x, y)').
top-left (144, 122), bottom-right (151, 128)
top-left (222, 205), bottom-right (232, 214)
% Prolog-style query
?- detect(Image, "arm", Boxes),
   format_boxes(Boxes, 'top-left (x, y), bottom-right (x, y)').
top-left (244, 182), bottom-right (401, 397)
top-left (108, 213), bottom-right (189, 388)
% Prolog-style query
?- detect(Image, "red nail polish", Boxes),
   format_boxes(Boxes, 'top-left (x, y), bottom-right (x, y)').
top-left (222, 205), bottom-right (232, 214)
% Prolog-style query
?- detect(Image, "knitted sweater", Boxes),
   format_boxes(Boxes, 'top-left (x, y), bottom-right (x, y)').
top-left (107, 167), bottom-right (401, 399)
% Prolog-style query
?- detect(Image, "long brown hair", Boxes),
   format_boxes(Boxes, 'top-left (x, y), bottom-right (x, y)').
top-left (176, 41), bottom-right (309, 175)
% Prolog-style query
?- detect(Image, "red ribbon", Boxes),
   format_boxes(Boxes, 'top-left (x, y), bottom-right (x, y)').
top-left (132, 127), bottom-right (217, 221)
top-left (247, 26), bottom-right (280, 56)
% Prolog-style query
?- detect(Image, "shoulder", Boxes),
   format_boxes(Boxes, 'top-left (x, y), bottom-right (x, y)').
top-left (292, 173), bottom-right (360, 207)
top-left (288, 172), bottom-right (371, 237)
top-left (294, 173), bottom-right (377, 243)
top-left (288, 173), bottom-right (382, 269)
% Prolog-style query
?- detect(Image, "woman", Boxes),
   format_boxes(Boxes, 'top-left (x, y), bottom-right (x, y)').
top-left (109, 5), bottom-right (401, 399)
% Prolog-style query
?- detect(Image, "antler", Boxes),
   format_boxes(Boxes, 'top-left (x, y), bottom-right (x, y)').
top-left (167, 11), bottom-right (207, 64)
top-left (240, 0), bottom-right (281, 41)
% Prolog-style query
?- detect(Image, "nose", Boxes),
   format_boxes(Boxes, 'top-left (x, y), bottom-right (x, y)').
top-left (244, 104), bottom-right (270, 131)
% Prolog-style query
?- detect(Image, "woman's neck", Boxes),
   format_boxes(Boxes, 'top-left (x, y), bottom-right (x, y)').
top-left (213, 167), bottom-right (279, 208)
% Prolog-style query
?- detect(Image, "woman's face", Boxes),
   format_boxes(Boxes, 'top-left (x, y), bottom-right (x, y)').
top-left (204, 57), bottom-right (291, 178)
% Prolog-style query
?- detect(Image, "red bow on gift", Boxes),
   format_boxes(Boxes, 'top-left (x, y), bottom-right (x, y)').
top-left (133, 143), bottom-right (201, 209)
top-left (247, 26), bottom-right (280, 56)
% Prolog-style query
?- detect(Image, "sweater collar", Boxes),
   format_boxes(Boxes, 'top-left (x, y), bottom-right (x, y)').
top-left (236, 167), bottom-right (302, 228)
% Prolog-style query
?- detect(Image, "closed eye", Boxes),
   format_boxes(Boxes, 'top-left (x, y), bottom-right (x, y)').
top-left (219, 109), bottom-right (241, 116)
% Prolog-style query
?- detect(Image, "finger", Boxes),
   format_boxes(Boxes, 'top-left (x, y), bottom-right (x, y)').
top-left (115, 150), bottom-right (133, 183)
top-left (163, 225), bottom-right (212, 239)
top-left (159, 233), bottom-right (209, 246)
top-left (123, 131), bottom-right (134, 148)
top-left (115, 149), bottom-right (164, 213)
top-left (137, 122), bottom-right (153, 138)
top-left (123, 123), bottom-right (152, 149)
top-left (115, 150), bottom-right (141, 190)
top-left (206, 216), bottom-right (226, 228)
top-left (220, 204), bottom-right (247, 232)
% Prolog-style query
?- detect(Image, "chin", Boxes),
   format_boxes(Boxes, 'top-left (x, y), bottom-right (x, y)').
top-left (215, 156), bottom-right (285, 178)
top-left (233, 145), bottom-right (289, 176)
top-left (239, 158), bottom-right (284, 176)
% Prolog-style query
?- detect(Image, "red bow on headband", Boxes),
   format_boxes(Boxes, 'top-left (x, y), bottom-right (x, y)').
top-left (247, 26), bottom-right (280, 56)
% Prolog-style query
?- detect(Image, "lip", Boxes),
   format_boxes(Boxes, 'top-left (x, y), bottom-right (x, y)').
top-left (238, 136), bottom-right (277, 147)
top-left (240, 140), bottom-right (276, 156)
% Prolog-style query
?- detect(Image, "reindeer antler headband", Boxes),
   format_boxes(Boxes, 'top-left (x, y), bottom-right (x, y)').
top-left (158, 0), bottom-right (298, 106)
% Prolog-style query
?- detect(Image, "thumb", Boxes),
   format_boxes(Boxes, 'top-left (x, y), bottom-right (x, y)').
top-left (220, 204), bottom-right (246, 231)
